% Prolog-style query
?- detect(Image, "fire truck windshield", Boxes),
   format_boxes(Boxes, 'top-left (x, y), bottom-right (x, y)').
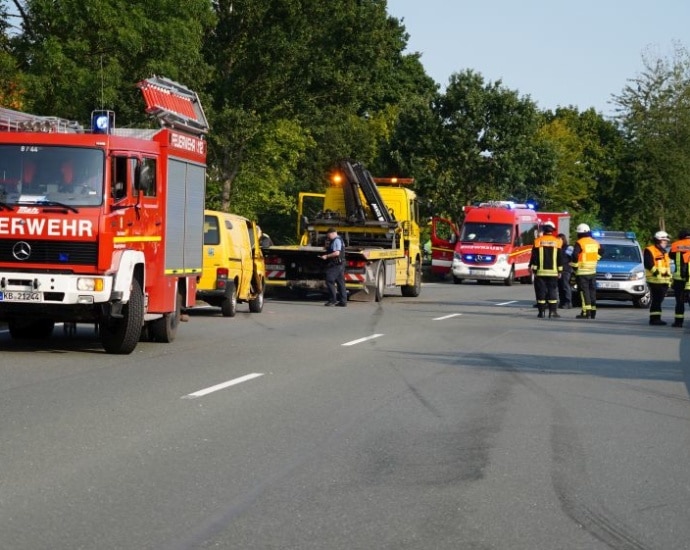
top-left (0, 145), bottom-right (104, 206)
top-left (461, 222), bottom-right (512, 244)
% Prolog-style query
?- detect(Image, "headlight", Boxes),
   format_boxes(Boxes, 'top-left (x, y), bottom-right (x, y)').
top-left (629, 270), bottom-right (645, 281)
top-left (453, 252), bottom-right (463, 261)
top-left (77, 278), bottom-right (105, 291)
top-left (496, 254), bottom-right (508, 264)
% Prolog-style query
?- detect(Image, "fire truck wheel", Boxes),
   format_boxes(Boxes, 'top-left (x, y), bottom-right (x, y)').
top-left (374, 263), bottom-right (385, 302)
top-left (401, 259), bottom-right (422, 297)
top-left (221, 281), bottom-right (238, 317)
top-left (248, 283), bottom-right (264, 313)
top-left (8, 319), bottom-right (55, 340)
top-left (100, 278), bottom-right (144, 355)
top-left (453, 276), bottom-right (463, 284)
top-left (149, 291), bottom-right (182, 342)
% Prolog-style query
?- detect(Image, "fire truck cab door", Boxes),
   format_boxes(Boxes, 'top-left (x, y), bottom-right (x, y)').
top-left (110, 154), bottom-right (161, 248)
top-left (430, 216), bottom-right (458, 278)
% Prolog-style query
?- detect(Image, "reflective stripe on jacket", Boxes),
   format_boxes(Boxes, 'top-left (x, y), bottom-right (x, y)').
top-left (530, 234), bottom-right (563, 277)
top-left (669, 238), bottom-right (690, 281)
top-left (644, 244), bottom-right (671, 284)
top-left (572, 236), bottom-right (600, 275)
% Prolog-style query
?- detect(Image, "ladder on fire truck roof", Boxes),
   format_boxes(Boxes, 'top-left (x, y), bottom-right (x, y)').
top-left (0, 106), bottom-right (84, 133)
top-left (137, 76), bottom-right (209, 136)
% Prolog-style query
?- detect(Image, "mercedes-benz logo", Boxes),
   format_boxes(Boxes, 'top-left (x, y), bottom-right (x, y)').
top-left (12, 241), bottom-right (32, 261)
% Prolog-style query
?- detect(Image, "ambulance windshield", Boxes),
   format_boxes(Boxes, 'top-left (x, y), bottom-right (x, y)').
top-left (0, 145), bottom-right (104, 206)
top-left (461, 222), bottom-right (512, 244)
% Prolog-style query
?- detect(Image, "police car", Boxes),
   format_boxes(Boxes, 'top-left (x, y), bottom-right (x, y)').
top-left (572, 230), bottom-right (650, 308)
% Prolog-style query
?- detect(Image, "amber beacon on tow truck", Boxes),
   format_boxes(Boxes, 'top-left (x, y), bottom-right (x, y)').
top-left (0, 76), bottom-right (208, 354)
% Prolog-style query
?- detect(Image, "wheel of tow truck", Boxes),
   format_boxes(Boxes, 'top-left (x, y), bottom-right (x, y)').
top-left (401, 260), bottom-right (422, 297)
top-left (503, 268), bottom-right (515, 286)
top-left (149, 291), bottom-right (182, 342)
top-left (221, 281), bottom-right (238, 317)
top-left (100, 278), bottom-right (144, 355)
top-left (8, 319), bottom-right (55, 340)
top-left (248, 281), bottom-right (264, 313)
top-left (375, 263), bottom-right (385, 302)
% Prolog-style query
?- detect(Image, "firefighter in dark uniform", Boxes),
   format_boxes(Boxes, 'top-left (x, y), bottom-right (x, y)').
top-left (645, 230), bottom-right (672, 325)
top-left (669, 229), bottom-right (690, 327)
top-left (320, 227), bottom-right (347, 306)
top-left (570, 223), bottom-right (602, 319)
top-left (530, 221), bottom-right (563, 318)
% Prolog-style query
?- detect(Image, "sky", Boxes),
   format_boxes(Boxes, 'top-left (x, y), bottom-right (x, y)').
top-left (386, 0), bottom-right (690, 117)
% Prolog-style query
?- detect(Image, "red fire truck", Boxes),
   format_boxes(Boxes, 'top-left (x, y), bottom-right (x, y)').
top-left (432, 202), bottom-right (570, 285)
top-left (0, 76), bottom-right (208, 354)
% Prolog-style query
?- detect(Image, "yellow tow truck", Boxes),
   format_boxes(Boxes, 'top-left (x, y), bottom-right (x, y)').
top-left (263, 160), bottom-right (422, 301)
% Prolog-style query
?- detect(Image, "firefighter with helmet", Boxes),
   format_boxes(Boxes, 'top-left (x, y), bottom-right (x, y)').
top-left (530, 220), bottom-right (563, 318)
top-left (669, 229), bottom-right (690, 327)
top-left (570, 223), bottom-right (602, 319)
top-left (644, 230), bottom-right (671, 325)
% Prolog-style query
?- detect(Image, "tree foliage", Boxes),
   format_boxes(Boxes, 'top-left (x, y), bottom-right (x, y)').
top-left (0, 1), bottom-right (688, 243)
top-left (612, 43), bottom-right (690, 238)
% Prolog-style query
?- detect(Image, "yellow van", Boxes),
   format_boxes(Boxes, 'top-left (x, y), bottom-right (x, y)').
top-left (197, 210), bottom-right (266, 316)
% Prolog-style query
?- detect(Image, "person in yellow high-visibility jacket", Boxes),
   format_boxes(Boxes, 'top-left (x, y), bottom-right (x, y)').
top-left (645, 230), bottom-right (671, 325)
top-left (668, 229), bottom-right (690, 328)
top-left (570, 223), bottom-right (602, 319)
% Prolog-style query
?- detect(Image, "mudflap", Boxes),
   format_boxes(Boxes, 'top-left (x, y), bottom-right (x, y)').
top-left (348, 286), bottom-right (376, 302)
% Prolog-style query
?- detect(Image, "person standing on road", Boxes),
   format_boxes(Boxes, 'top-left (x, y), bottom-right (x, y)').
top-left (669, 229), bottom-right (690, 328)
top-left (558, 232), bottom-right (573, 309)
top-left (530, 221), bottom-right (563, 318)
top-left (570, 223), bottom-right (602, 319)
top-left (645, 230), bottom-right (672, 325)
top-left (320, 227), bottom-right (347, 307)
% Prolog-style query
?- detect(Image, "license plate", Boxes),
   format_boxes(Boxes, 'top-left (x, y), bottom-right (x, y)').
top-left (469, 269), bottom-right (485, 276)
top-left (0, 291), bottom-right (42, 302)
top-left (597, 281), bottom-right (619, 289)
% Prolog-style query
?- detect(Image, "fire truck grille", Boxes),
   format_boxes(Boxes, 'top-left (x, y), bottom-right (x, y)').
top-left (0, 240), bottom-right (98, 265)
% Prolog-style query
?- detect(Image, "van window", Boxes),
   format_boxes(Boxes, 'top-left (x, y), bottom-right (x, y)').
top-left (204, 215), bottom-right (221, 245)
top-left (518, 223), bottom-right (538, 246)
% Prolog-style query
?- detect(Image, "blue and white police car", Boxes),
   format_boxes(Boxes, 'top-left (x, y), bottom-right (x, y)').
top-left (572, 230), bottom-right (650, 308)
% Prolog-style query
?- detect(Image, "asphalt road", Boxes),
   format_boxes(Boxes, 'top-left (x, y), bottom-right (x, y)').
top-left (0, 281), bottom-right (688, 550)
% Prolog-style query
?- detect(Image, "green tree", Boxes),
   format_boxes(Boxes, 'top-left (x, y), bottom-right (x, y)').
top-left (612, 44), bottom-right (690, 237)
top-left (205, 0), bottom-right (434, 237)
top-left (10, 0), bottom-right (214, 124)
top-left (537, 107), bottom-right (623, 228)
top-left (392, 69), bottom-right (555, 222)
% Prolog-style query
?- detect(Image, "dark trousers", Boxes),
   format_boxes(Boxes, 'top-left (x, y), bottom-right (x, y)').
top-left (326, 263), bottom-right (347, 304)
top-left (576, 274), bottom-right (597, 312)
top-left (534, 276), bottom-right (559, 313)
top-left (558, 269), bottom-right (572, 306)
top-left (648, 282), bottom-right (668, 320)
top-left (672, 279), bottom-right (688, 322)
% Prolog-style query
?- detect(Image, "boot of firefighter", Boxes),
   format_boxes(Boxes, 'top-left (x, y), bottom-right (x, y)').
top-left (537, 304), bottom-right (546, 318)
top-left (589, 309), bottom-right (596, 319)
top-left (576, 310), bottom-right (590, 319)
top-left (672, 317), bottom-right (683, 328)
top-left (548, 303), bottom-right (560, 318)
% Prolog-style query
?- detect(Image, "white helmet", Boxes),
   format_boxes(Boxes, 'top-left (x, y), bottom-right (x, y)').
top-left (654, 230), bottom-right (669, 241)
top-left (543, 221), bottom-right (556, 229)
top-left (576, 223), bottom-right (590, 233)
